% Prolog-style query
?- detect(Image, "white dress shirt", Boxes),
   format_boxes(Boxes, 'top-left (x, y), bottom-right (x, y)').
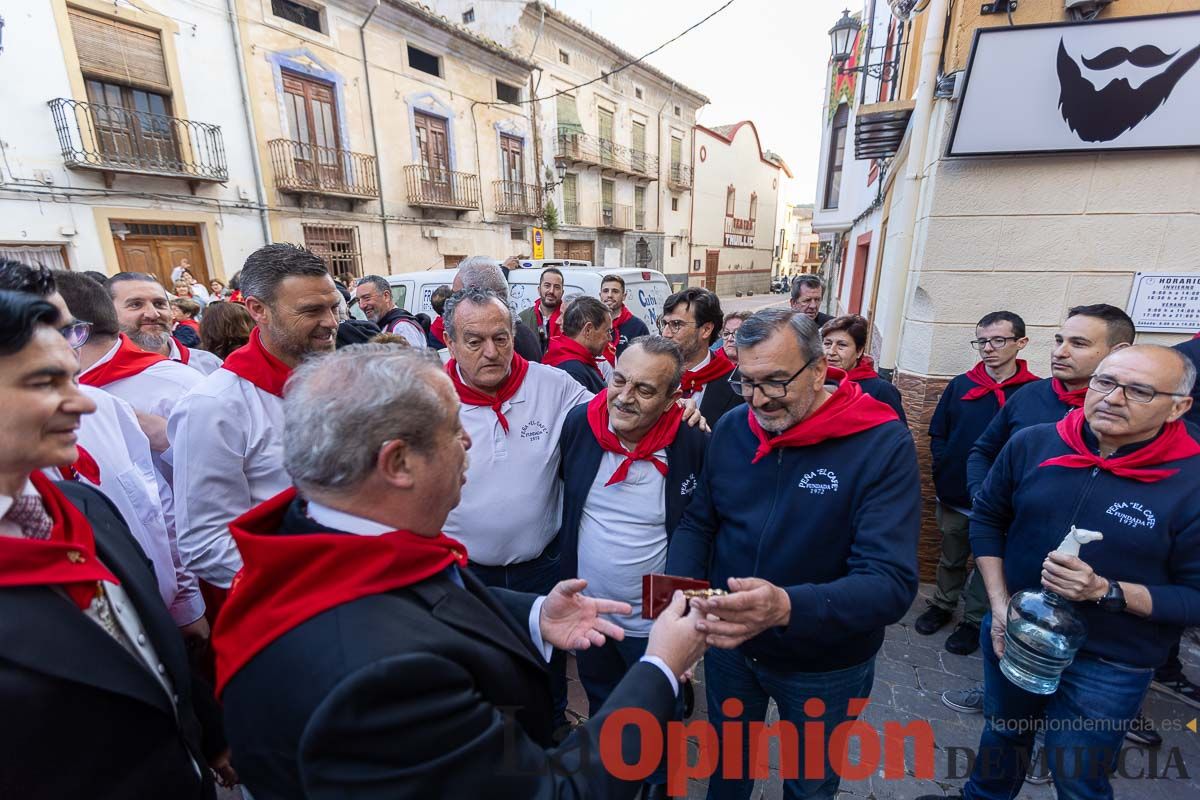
top-left (0, 481), bottom-right (40, 538)
top-left (169, 368), bottom-right (289, 587)
top-left (443, 362), bottom-right (591, 566)
top-left (687, 351), bottom-right (711, 407)
top-left (383, 317), bottom-right (428, 349)
top-left (84, 338), bottom-right (203, 419)
top-left (168, 338), bottom-right (223, 376)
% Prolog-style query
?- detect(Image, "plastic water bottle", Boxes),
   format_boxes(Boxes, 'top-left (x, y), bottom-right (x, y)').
top-left (1000, 527), bottom-right (1104, 695)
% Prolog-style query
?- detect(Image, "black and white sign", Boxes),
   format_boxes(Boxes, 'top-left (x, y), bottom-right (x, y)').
top-left (1126, 272), bottom-right (1200, 332)
top-left (948, 12), bottom-right (1200, 156)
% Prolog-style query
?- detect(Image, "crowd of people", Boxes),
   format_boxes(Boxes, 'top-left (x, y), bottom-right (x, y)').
top-left (1, 245), bottom-right (1198, 800)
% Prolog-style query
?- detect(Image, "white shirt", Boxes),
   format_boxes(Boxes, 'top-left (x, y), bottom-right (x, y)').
top-left (576, 443), bottom-right (669, 636)
top-left (169, 368), bottom-right (289, 587)
top-left (84, 338), bottom-right (203, 419)
top-left (687, 351), bottom-right (711, 408)
top-left (383, 317), bottom-right (428, 349)
top-left (443, 362), bottom-right (591, 566)
top-left (168, 338), bottom-right (222, 376)
top-left (40, 387), bottom-right (204, 626)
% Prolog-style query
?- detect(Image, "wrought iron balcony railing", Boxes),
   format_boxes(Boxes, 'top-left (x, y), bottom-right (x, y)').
top-left (595, 203), bottom-right (634, 231)
top-left (49, 97), bottom-right (227, 185)
top-left (556, 128), bottom-right (658, 180)
top-left (403, 164), bottom-right (481, 211)
top-left (667, 162), bottom-right (692, 190)
top-left (493, 180), bottom-right (543, 216)
top-left (268, 138), bottom-right (378, 199)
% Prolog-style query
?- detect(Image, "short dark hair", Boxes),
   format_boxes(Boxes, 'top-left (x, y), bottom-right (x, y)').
top-left (54, 270), bottom-right (120, 336)
top-left (1067, 303), bottom-right (1135, 346)
top-left (0, 290), bottom-right (60, 356)
top-left (790, 274), bottom-right (824, 303)
top-left (82, 271), bottom-right (110, 285)
top-left (819, 314), bottom-right (869, 351)
top-left (539, 267), bottom-right (564, 284)
top-left (601, 274), bottom-right (626, 290)
top-left (623, 335), bottom-right (685, 392)
top-left (737, 309), bottom-right (823, 364)
top-left (976, 310), bottom-right (1027, 339)
top-left (0, 260), bottom-right (56, 297)
top-left (353, 275), bottom-right (392, 296)
top-left (239, 243), bottom-right (330, 306)
top-left (562, 295), bottom-right (610, 337)
top-left (200, 300), bottom-right (254, 359)
top-left (662, 287), bottom-right (724, 345)
top-left (430, 285), bottom-right (453, 315)
top-left (105, 271), bottom-right (162, 298)
top-left (172, 297), bottom-right (201, 319)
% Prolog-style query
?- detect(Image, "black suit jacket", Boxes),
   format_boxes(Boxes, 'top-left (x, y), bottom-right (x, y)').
top-left (698, 372), bottom-right (745, 423)
top-left (0, 481), bottom-right (214, 800)
top-left (222, 499), bottom-right (676, 800)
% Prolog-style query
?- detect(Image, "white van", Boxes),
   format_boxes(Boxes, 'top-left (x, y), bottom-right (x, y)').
top-left (360, 266), bottom-right (672, 332)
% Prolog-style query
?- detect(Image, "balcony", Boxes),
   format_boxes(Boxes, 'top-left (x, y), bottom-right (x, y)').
top-left (595, 203), bottom-right (634, 231)
top-left (562, 201), bottom-right (580, 226)
top-left (723, 216), bottom-right (755, 248)
top-left (403, 165), bottom-right (480, 211)
top-left (852, 23), bottom-right (914, 160)
top-left (556, 128), bottom-right (658, 181)
top-left (635, 208), bottom-right (646, 230)
top-left (493, 181), bottom-right (543, 216)
top-left (854, 100), bottom-right (915, 161)
top-left (667, 162), bottom-right (692, 190)
top-left (267, 139), bottom-right (378, 201)
top-left (48, 98), bottom-right (227, 190)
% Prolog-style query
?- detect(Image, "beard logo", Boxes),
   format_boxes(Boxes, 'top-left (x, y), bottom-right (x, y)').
top-left (1057, 37), bottom-right (1200, 142)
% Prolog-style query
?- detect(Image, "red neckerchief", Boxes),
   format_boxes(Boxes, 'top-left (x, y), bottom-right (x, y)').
top-left (221, 328), bottom-right (292, 398)
top-left (604, 306), bottom-right (634, 366)
top-left (79, 334), bottom-right (168, 388)
top-left (430, 315), bottom-right (446, 345)
top-left (1051, 377), bottom-right (1089, 408)
top-left (585, 392), bottom-right (684, 485)
top-left (177, 320), bottom-right (200, 334)
top-left (173, 338), bottom-right (192, 365)
top-left (542, 336), bottom-right (605, 381)
top-left (680, 348), bottom-right (736, 398)
top-left (748, 368), bottom-right (899, 464)
top-left (229, 290), bottom-right (244, 304)
top-left (445, 353), bottom-right (530, 434)
top-left (213, 488), bottom-right (468, 695)
top-left (534, 300), bottom-right (562, 337)
top-left (57, 446), bottom-right (101, 485)
top-left (843, 355), bottom-right (879, 382)
top-left (0, 472), bottom-right (118, 609)
top-left (1039, 408), bottom-right (1200, 483)
top-left (961, 360), bottom-right (1041, 407)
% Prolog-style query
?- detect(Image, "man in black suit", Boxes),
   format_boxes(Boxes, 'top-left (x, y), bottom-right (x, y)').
top-left (659, 288), bottom-right (744, 422)
top-left (0, 290), bottom-right (215, 800)
top-left (215, 343), bottom-right (707, 799)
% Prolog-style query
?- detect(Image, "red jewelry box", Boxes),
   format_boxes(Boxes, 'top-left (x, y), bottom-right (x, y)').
top-left (641, 573), bottom-right (711, 619)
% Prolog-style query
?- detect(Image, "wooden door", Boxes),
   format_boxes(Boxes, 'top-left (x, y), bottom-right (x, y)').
top-left (113, 222), bottom-right (208, 288)
top-left (554, 239), bottom-right (594, 262)
top-left (601, 179), bottom-right (615, 226)
top-left (597, 108), bottom-right (614, 165)
top-left (631, 121), bottom-right (646, 172)
top-left (414, 111), bottom-right (450, 202)
top-left (500, 134), bottom-right (524, 208)
top-left (705, 250), bottom-right (720, 292)
top-left (849, 233), bottom-right (871, 315)
top-left (158, 240), bottom-right (209, 287)
top-left (115, 240), bottom-right (159, 279)
top-left (282, 71), bottom-right (341, 186)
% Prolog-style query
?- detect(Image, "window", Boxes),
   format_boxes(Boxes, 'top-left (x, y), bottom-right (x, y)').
top-left (282, 71), bottom-right (341, 183)
top-left (671, 196), bottom-right (679, 212)
top-left (496, 80), bottom-right (521, 105)
top-left (749, 192), bottom-right (758, 221)
top-left (69, 9), bottom-right (170, 91)
top-left (562, 173), bottom-right (578, 224)
top-left (510, 226), bottom-right (525, 241)
top-left (634, 186), bottom-right (646, 230)
top-left (600, 72), bottom-right (610, 85)
top-left (670, 242), bottom-right (676, 257)
top-left (631, 121), bottom-right (646, 172)
top-left (271, 0), bottom-right (322, 33)
top-left (824, 104), bottom-right (849, 210)
top-left (673, 105), bottom-right (681, 117)
top-left (303, 225), bottom-right (362, 278)
top-left (407, 44), bottom-right (441, 78)
top-left (635, 86), bottom-right (644, 100)
top-left (462, 7), bottom-right (475, 23)
top-left (725, 186), bottom-right (736, 217)
top-left (558, 48), bottom-right (570, 65)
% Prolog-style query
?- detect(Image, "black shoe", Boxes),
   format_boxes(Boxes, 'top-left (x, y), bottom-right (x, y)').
top-left (914, 605), bottom-right (953, 636)
top-left (945, 622), bottom-right (981, 655)
top-left (1126, 712), bottom-right (1164, 747)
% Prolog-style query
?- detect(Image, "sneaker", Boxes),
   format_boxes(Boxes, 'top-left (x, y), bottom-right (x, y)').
top-left (914, 605), bottom-right (953, 636)
top-left (1151, 674), bottom-right (1200, 710)
top-left (941, 685), bottom-right (984, 714)
top-left (1125, 712), bottom-right (1164, 747)
top-left (1025, 737), bottom-right (1052, 786)
top-left (945, 622), bottom-right (981, 656)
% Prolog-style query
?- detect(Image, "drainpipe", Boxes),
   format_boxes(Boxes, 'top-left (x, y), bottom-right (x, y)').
top-left (360, 1), bottom-right (393, 273)
top-left (225, 0), bottom-right (271, 245)
top-left (876, 0), bottom-right (948, 376)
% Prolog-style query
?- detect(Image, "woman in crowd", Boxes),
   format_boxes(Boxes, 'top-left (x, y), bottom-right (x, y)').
top-left (200, 299), bottom-right (254, 359)
top-left (820, 313), bottom-right (907, 424)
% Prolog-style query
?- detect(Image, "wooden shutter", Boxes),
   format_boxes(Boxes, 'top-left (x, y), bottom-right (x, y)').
top-left (69, 9), bottom-right (170, 92)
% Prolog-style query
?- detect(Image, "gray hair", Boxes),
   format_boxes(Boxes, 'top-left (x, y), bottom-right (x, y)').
top-left (623, 335), bottom-right (685, 393)
top-left (354, 275), bottom-right (392, 296)
top-left (1098, 344), bottom-right (1197, 397)
top-left (442, 287), bottom-right (512, 342)
top-left (283, 345), bottom-right (449, 493)
top-left (736, 309), bottom-right (823, 363)
top-left (790, 274), bottom-right (824, 303)
top-left (240, 243), bottom-right (329, 306)
top-left (457, 256), bottom-right (509, 302)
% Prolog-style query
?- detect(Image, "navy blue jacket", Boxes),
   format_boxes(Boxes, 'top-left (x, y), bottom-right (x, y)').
top-left (614, 314), bottom-right (651, 356)
top-left (1176, 336), bottom-right (1200, 426)
top-left (856, 376), bottom-right (907, 426)
top-left (966, 378), bottom-right (1076, 499)
top-left (971, 421), bottom-right (1200, 668)
top-left (930, 374), bottom-right (1036, 509)
top-left (557, 403), bottom-right (709, 580)
top-left (698, 373), bottom-right (745, 423)
top-left (666, 405), bottom-right (921, 672)
top-left (553, 359), bottom-right (607, 394)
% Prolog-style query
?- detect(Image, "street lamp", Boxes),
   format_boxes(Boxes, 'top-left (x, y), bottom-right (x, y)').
top-left (828, 10), bottom-right (859, 65)
top-left (828, 9), bottom-right (901, 83)
top-left (543, 156), bottom-right (568, 191)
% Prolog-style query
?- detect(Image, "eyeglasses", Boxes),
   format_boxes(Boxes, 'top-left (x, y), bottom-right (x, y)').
top-left (969, 336), bottom-right (1019, 351)
top-left (657, 319), bottom-right (697, 333)
top-left (728, 356), bottom-right (817, 399)
top-left (1089, 375), bottom-right (1188, 405)
top-left (59, 321), bottom-right (92, 349)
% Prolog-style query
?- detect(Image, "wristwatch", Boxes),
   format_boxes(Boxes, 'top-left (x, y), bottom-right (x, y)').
top-left (1097, 579), bottom-right (1126, 614)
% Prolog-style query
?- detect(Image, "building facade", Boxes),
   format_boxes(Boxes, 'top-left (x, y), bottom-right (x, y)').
top-left (774, 204), bottom-right (820, 280)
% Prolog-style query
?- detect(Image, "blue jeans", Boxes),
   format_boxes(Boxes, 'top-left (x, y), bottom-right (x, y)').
top-left (704, 647), bottom-right (876, 800)
top-left (963, 613), bottom-right (1153, 800)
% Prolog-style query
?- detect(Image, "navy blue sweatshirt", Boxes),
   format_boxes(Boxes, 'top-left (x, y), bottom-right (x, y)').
top-left (553, 360), bottom-right (607, 395)
top-left (856, 376), bottom-right (907, 426)
top-left (1176, 336), bottom-right (1200, 426)
top-left (557, 403), bottom-right (709, 580)
top-left (966, 378), bottom-right (1076, 499)
top-left (970, 421), bottom-right (1200, 668)
top-left (666, 406), bottom-right (921, 672)
top-left (929, 374), bottom-right (1035, 509)
top-left (614, 314), bottom-right (650, 356)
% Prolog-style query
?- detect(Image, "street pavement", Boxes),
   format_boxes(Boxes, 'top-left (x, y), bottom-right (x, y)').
top-left (718, 290), bottom-right (790, 314)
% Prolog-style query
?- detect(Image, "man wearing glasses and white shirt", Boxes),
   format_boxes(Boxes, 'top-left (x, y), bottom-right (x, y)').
top-left (658, 288), bottom-right (743, 423)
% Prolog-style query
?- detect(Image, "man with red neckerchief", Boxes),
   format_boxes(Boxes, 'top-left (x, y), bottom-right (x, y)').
top-left (666, 309), bottom-right (920, 800)
top-left (518, 266), bottom-right (565, 350)
top-left (600, 273), bottom-right (650, 358)
top-left (926, 345), bottom-right (1200, 800)
top-left (542, 296), bottom-right (611, 394)
top-left (0, 290), bottom-right (217, 799)
top-left (106, 272), bottom-right (223, 376)
top-left (169, 244), bottom-right (341, 590)
top-left (659, 287), bottom-right (744, 423)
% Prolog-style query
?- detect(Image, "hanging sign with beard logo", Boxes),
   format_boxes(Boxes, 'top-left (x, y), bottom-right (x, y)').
top-left (948, 12), bottom-right (1200, 156)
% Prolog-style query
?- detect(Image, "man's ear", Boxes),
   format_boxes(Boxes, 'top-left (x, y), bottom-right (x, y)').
top-left (1167, 396), bottom-right (1193, 424)
top-left (378, 439), bottom-right (416, 490)
top-left (244, 296), bottom-right (270, 327)
top-left (1015, 337), bottom-right (1029, 351)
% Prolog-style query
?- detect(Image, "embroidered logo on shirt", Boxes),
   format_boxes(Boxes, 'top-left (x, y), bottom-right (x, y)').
top-left (799, 469), bottom-right (839, 495)
top-left (520, 420), bottom-right (550, 442)
top-left (680, 474), bottom-right (697, 496)
top-left (1105, 501), bottom-right (1156, 530)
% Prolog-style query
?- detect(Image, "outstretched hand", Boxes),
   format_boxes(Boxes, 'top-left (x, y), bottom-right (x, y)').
top-left (539, 579), bottom-right (631, 651)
